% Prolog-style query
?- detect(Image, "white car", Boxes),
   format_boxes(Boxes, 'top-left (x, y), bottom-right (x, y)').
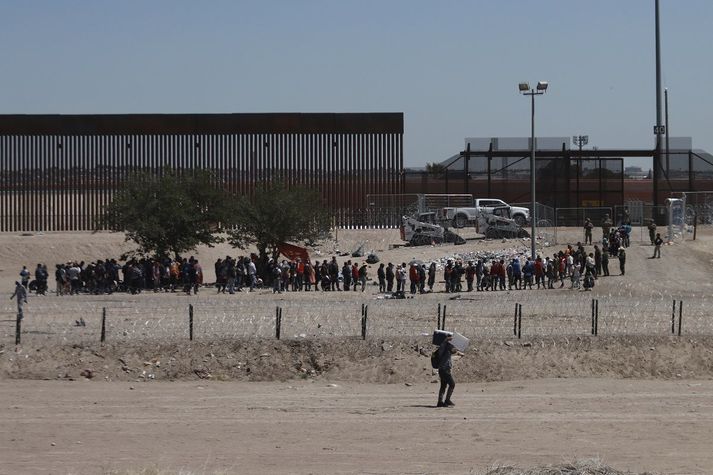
top-left (439, 198), bottom-right (530, 228)
top-left (473, 199), bottom-right (530, 226)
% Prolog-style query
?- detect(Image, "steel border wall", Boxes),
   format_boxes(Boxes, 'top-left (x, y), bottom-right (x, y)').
top-left (0, 113), bottom-right (404, 231)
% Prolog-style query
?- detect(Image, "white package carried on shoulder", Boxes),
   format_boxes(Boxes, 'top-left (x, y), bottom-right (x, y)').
top-left (450, 331), bottom-right (469, 352)
top-left (432, 329), bottom-right (469, 352)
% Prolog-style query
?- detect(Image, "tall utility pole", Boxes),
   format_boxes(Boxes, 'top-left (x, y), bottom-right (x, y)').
top-left (519, 81), bottom-right (549, 260)
top-left (665, 88), bottom-right (670, 174)
top-left (654, 0), bottom-right (663, 215)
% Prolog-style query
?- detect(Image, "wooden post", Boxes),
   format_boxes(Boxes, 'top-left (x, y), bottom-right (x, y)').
top-left (15, 310), bottom-right (22, 345)
top-left (591, 299), bottom-right (595, 335)
top-left (678, 300), bottom-right (683, 336)
top-left (101, 307), bottom-right (106, 343)
top-left (693, 210), bottom-right (698, 240)
top-left (361, 305), bottom-right (368, 340)
top-left (517, 304), bottom-right (522, 339)
top-left (365, 304), bottom-right (368, 337)
top-left (189, 304), bottom-right (194, 341)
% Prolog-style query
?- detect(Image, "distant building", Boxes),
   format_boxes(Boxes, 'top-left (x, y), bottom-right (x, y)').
top-left (624, 166), bottom-right (647, 180)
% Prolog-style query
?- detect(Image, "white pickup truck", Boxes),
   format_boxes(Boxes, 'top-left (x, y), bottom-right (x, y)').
top-left (439, 198), bottom-right (530, 228)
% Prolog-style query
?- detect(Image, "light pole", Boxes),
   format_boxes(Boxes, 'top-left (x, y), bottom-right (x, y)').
top-left (573, 135), bottom-right (589, 153)
top-left (573, 135), bottom-right (589, 208)
top-left (519, 81), bottom-right (548, 259)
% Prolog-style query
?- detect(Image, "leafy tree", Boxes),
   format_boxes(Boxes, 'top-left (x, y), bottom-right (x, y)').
top-left (227, 182), bottom-right (332, 277)
top-left (583, 167), bottom-right (621, 179)
top-left (99, 168), bottom-right (232, 258)
top-left (426, 162), bottom-right (446, 176)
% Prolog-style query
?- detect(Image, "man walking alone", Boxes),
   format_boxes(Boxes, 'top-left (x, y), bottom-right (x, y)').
top-left (10, 281), bottom-right (28, 318)
top-left (436, 334), bottom-right (464, 408)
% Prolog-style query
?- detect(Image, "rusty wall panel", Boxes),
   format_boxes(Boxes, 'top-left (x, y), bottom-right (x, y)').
top-left (0, 114), bottom-right (404, 231)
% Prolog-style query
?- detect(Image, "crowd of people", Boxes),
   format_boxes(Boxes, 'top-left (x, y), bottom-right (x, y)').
top-left (17, 257), bottom-right (210, 296)
top-left (16, 242), bottom-right (626, 299)
top-left (17, 214), bottom-right (656, 297)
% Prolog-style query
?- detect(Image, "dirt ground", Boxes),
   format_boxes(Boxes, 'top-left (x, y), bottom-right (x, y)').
top-left (1, 227), bottom-right (713, 474)
top-left (2, 379), bottom-right (713, 475)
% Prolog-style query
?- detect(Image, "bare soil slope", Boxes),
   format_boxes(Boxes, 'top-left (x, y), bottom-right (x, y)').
top-left (2, 379), bottom-right (712, 474)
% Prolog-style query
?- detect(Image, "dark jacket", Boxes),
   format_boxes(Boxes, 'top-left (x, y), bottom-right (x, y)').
top-left (438, 340), bottom-right (455, 371)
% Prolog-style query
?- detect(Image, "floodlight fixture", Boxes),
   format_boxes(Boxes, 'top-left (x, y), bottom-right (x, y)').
top-left (573, 135), bottom-right (589, 147)
top-left (518, 80), bottom-right (549, 260)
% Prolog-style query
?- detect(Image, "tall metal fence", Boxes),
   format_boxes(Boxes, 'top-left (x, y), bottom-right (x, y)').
top-left (361, 194), bottom-right (420, 229)
top-left (680, 191), bottom-right (713, 225)
top-left (555, 207), bottom-right (613, 227)
top-left (0, 113), bottom-right (404, 231)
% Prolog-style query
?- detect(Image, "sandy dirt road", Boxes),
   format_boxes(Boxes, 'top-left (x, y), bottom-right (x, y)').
top-left (2, 378), bottom-right (713, 475)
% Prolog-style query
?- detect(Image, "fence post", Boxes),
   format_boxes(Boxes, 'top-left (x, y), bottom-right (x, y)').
top-left (595, 299), bottom-right (599, 336)
top-left (101, 307), bottom-right (106, 343)
top-left (15, 310), bottom-right (22, 345)
top-left (361, 305), bottom-right (368, 340)
top-left (275, 306), bottom-right (281, 340)
top-left (437, 303), bottom-right (441, 330)
top-left (442, 305), bottom-right (447, 331)
top-left (517, 304), bottom-right (522, 339)
top-left (365, 304), bottom-right (368, 335)
top-left (678, 300), bottom-right (683, 336)
top-left (671, 300), bottom-right (676, 335)
top-left (514, 302), bottom-right (518, 336)
top-left (189, 304), bottom-right (194, 341)
top-left (591, 299), bottom-right (595, 335)
top-left (693, 210), bottom-right (698, 240)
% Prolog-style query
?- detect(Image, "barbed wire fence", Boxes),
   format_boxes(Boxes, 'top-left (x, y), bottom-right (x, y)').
top-left (2, 293), bottom-right (709, 346)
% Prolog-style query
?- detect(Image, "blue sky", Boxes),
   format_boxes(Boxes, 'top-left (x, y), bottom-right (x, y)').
top-left (1, 1), bottom-right (710, 169)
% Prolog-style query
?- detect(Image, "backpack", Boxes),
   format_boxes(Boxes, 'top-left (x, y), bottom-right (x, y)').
top-left (430, 349), bottom-right (440, 369)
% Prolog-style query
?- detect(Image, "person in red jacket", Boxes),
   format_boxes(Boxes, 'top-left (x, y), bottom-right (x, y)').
top-left (534, 256), bottom-right (545, 289)
top-left (409, 264), bottom-right (419, 294)
top-left (498, 259), bottom-right (507, 290)
top-left (489, 260), bottom-right (499, 291)
top-left (351, 263), bottom-right (359, 291)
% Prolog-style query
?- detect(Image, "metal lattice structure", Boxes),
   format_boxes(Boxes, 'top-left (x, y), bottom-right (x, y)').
top-left (404, 146), bottom-right (627, 210)
top-left (0, 113), bottom-right (404, 231)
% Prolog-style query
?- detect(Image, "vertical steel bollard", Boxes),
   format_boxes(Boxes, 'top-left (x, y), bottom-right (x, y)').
top-left (275, 306), bottom-right (281, 340)
top-left (101, 307), bottom-right (106, 343)
top-left (189, 304), bottom-right (194, 341)
top-left (514, 303), bottom-right (519, 336)
top-left (595, 299), bottom-right (599, 336)
top-left (678, 300), bottom-right (683, 336)
top-left (672, 300), bottom-right (676, 334)
top-left (437, 303), bottom-right (441, 330)
top-left (442, 305), bottom-right (447, 331)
